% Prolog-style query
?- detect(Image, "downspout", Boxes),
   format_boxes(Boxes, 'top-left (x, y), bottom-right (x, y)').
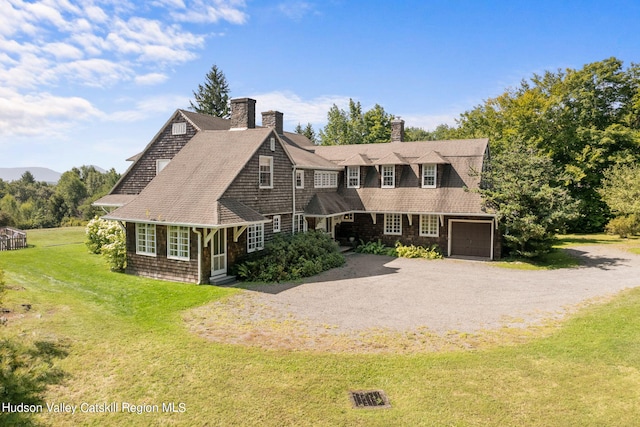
top-left (292, 166), bottom-right (296, 235)
top-left (192, 227), bottom-right (202, 284)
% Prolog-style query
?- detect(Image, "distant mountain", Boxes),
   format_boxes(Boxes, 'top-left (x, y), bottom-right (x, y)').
top-left (0, 167), bottom-right (62, 183)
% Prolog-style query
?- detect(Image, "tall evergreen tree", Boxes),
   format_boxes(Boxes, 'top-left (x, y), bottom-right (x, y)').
top-left (189, 64), bottom-right (231, 118)
top-left (295, 122), bottom-right (318, 144)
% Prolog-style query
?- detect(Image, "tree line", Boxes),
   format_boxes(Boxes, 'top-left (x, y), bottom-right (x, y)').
top-left (0, 166), bottom-right (120, 229)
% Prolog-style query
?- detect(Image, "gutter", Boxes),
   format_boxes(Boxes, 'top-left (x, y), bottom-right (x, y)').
top-left (292, 165), bottom-right (296, 235)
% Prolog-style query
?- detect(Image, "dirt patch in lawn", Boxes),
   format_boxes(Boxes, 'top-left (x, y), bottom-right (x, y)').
top-left (184, 292), bottom-right (589, 354)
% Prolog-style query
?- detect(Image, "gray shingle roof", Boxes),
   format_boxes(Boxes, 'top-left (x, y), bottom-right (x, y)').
top-left (104, 128), bottom-right (274, 226)
top-left (179, 109), bottom-right (231, 131)
top-left (313, 139), bottom-right (488, 163)
top-left (93, 194), bottom-right (137, 208)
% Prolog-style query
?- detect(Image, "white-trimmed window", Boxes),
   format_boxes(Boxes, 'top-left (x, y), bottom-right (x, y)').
top-left (347, 166), bottom-right (360, 188)
top-left (247, 224), bottom-right (264, 252)
top-left (273, 215), bottom-right (281, 233)
top-left (168, 226), bottom-right (190, 260)
top-left (381, 165), bottom-right (395, 188)
top-left (422, 164), bottom-right (436, 188)
top-left (295, 170), bottom-right (304, 189)
top-left (314, 171), bottom-right (338, 188)
top-left (293, 214), bottom-right (308, 233)
top-left (270, 137), bottom-right (276, 151)
top-left (420, 215), bottom-right (439, 237)
top-left (172, 122), bottom-right (187, 135)
top-left (156, 159), bottom-right (170, 174)
top-left (384, 213), bottom-right (402, 235)
top-left (136, 223), bottom-right (156, 256)
top-left (259, 156), bottom-right (273, 189)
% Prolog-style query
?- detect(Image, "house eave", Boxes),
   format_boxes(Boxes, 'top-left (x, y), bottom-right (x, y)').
top-left (101, 217), bottom-right (271, 229)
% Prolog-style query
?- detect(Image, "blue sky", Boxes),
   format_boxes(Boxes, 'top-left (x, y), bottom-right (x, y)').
top-left (1, 0), bottom-right (639, 174)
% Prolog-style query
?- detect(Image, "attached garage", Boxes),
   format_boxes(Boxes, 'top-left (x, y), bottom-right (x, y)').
top-left (448, 220), bottom-right (494, 259)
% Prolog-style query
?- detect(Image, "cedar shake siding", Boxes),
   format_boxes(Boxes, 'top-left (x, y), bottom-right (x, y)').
top-left (125, 223), bottom-right (199, 283)
top-left (336, 213), bottom-right (501, 259)
top-left (113, 114), bottom-right (198, 195)
top-left (222, 132), bottom-right (294, 215)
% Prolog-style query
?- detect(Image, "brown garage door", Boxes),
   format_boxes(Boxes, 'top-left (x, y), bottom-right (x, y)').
top-left (450, 222), bottom-right (492, 258)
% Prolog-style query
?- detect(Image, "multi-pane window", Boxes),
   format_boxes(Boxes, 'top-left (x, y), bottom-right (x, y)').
top-left (293, 214), bottom-right (308, 233)
top-left (171, 122), bottom-right (186, 135)
top-left (136, 223), bottom-right (156, 256)
top-left (347, 166), bottom-right (360, 188)
top-left (420, 215), bottom-right (439, 237)
top-left (384, 213), bottom-right (402, 235)
top-left (168, 226), bottom-right (190, 260)
top-left (422, 164), bottom-right (436, 188)
top-left (295, 170), bottom-right (304, 189)
top-left (314, 171), bottom-right (338, 188)
top-left (381, 165), bottom-right (395, 188)
top-left (259, 156), bottom-right (273, 188)
top-left (273, 215), bottom-right (281, 233)
top-left (247, 223), bottom-right (264, 252)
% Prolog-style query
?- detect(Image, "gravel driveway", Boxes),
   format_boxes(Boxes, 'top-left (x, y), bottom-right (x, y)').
top-left (185, 245), bottom-right (640, 353)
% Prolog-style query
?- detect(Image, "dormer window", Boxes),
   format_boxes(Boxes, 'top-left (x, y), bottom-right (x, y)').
top-left (422, 164), bottom-right (436, 188)
top-left (172, 122), bottom-right (187, 135)
top-left (347, 166), bottom-right (360, 188)
top-left (381, 165), bottom-right (395, 188)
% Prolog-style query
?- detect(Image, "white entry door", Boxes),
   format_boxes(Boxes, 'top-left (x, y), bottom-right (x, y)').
top-left (326, 217), bottom-right (334, 239)
top-left (211, 229), bottom-right (227, 277)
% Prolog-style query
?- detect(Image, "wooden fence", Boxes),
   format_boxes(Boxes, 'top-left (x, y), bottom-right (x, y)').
top-left (0, 227), bottom-right (27, 251)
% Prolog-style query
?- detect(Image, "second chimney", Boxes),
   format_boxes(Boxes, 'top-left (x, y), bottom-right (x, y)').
top-left (391, 118), bottom-right (405, 143)
top-left (261, 110), bottom-right (284, 135)
top-left (230, 98), bottom-right (256, 130)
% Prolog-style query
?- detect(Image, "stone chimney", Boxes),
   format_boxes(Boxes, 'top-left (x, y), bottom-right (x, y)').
top-left (391, 118), bottom-right (405, 143)
top-left (230, 98), bottom-right (256, 130)
top-left (261, 110), bottom-right (284, 135)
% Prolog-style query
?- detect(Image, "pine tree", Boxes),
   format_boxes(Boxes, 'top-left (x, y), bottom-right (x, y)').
top-left (189, 64), bottom-right (231, 117)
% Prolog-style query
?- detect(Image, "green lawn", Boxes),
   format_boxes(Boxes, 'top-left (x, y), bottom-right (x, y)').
top-left (493, 233), bottom-right (640, 270)
top-left (1, 228), bottom-right (640, 426)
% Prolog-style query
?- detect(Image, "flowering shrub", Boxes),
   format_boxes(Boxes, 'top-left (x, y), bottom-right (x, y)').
top-left (85, 217), bottom-right (126, 271)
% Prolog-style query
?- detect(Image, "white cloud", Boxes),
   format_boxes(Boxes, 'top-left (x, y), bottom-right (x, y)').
top-left (174, 0), bottom-right (248, 24)
top-left (108, 94), bottom-right (190, 122)
top-left (53, 59), bottom-right (133, 87)
top-left (0, 88), bottom-right (101, 138)
top-left (400, 113), bottom-right (459, 130)
top-left (250, 91), bottom-right (351, 128)
top-left (277, 1), bottom-right (317, 21)
top-left (42, 42), bottom-right (84, 60)
top-left (0, 0), bottom-right (246, 91)
top-left (135, 72), bottom-right (169, 85)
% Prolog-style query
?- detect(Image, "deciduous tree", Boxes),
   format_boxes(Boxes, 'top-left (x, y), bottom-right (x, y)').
top-left (478, 143), bottom-right (579, 258)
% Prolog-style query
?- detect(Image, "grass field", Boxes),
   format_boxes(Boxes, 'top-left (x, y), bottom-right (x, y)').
top-left (1, 228), bottom-right (640, 426)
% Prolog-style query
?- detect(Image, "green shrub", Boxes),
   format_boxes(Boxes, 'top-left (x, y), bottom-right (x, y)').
top-left (356, 240), bottom-right (443, 260)
top-left (605, 215), bottom-right (639, 238)
top-left (394, 242), bottom-right (443, 259)
top-left (233, 231), bottom-right (345, 282)
top-left (355, 240), bottom-right (395, 256)
top-left (85, 218), bottom-right (127, 271)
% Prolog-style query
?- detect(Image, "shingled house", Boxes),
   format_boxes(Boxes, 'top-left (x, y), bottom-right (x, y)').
top-left (95, 98), bottom-right (499, 284)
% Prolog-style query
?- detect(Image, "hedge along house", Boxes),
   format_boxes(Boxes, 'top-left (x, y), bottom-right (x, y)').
top-left (95, 98), bottom-right (499, 284)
